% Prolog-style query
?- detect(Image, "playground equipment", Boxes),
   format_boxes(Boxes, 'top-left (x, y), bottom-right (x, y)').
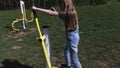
top-left (32, 9), bottom-right (57, 68)
top-left (11, 0), bottom-right (34, 31)
top-left (11, 0), bottom-right (57, 67)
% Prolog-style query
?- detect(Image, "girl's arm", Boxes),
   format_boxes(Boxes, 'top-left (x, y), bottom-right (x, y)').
top-left (32, 6), bottom-right (59, 16)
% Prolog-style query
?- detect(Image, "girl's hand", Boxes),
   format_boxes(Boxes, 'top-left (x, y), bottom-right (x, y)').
top-left (32, 6), bottom-right (37, 10)
top-left (50, 7), bottom-right (56, 11)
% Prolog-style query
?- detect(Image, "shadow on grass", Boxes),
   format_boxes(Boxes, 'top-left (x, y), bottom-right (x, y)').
top-left (0, 59), bottom-right (33, 68)
top-left (5, 26), bottom-right (13, 31)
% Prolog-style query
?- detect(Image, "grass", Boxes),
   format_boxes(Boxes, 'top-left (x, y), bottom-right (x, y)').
top-left (0, 3), bottom-right (120, 68)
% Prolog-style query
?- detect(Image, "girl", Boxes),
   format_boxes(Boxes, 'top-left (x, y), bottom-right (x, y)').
top-left (32, 0), bottom-right (82, 68)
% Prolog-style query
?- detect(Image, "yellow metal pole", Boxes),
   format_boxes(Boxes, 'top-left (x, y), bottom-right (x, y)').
top-left (33, 10), bottom-right (51, 68)
top-left (12, 20), bottom-right (20, 31)
top-left (35, 18), bottom-right (51, 68)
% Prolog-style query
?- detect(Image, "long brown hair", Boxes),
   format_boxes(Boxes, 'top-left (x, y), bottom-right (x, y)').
top-left (59, 0), bottom-right (78, 30)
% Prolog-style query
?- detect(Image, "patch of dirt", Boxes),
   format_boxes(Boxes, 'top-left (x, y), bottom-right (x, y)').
top-left (51, 56), bottom-right (58, 65)
top-left (16, 38), bottom-right (24, 42)
top-left (94, 60), bottom-right (109, 67)
top-left (13, 28), bottom-right (36, 38)
top-left (3, 28), bottom-right (37, 40)
top-left (12, 46), bottom-right (22, 49)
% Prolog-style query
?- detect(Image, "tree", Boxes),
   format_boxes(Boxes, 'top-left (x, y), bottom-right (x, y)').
top-left (8, 0), bottom-right (12, 10)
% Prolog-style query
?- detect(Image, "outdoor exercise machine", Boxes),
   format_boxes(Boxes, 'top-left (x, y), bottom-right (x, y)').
top-left (32, 8), bottom-right (58, 68)
top-left (11, 0), bottom-right (57, 67)
top-left (11, 0), bottom-right (34, 31)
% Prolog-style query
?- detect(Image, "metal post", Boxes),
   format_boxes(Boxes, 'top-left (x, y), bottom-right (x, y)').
top-left (42, 26), bottom-right (51, 68)
top-left (20, 0), bottom-right (27, 29)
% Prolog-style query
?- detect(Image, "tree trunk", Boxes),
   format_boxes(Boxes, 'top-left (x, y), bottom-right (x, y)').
top-left (90, 0), bottom-right (96, 5)
top-left (8, 0), bottom-right (11, 10)
top-left (3, 0), bottom-right (7, 10)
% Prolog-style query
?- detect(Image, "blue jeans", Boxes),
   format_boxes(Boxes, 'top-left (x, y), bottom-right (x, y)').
top-left (64, 27), bottom-right (82, 68)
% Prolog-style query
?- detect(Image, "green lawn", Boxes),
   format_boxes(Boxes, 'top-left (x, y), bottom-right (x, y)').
top-left (0, 3), bottom-right (120, 68)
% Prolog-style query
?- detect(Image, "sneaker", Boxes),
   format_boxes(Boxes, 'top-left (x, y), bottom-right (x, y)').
top-left (61, 64), bottom-right (67, 68)
top-left (68, 66), bottom-right (72, 68)
top-left (60, 64), bottom-right (72, 68)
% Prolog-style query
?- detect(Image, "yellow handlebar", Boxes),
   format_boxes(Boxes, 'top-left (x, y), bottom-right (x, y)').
top-left (11, 12), bottom-right (34, 31)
